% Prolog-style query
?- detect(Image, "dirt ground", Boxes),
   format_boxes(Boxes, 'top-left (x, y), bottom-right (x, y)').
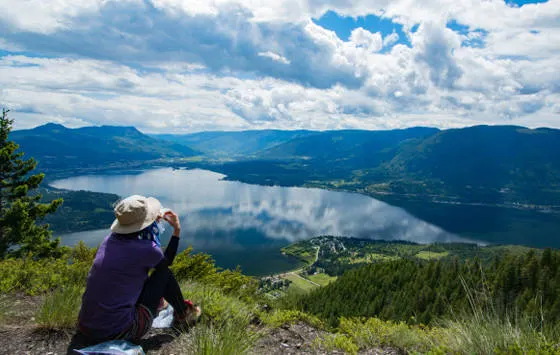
top-left (252, 322), bottom-right (401, 355)
top-left (0, 323), bottom-right (401, 355)
top-left (0, 295), bottom-right (399, 355)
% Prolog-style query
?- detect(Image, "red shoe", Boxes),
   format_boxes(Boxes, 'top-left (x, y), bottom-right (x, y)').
top-left (157, 297), bottom-right (169, 313)
top-left (173, 300), bottom-right (202, 330)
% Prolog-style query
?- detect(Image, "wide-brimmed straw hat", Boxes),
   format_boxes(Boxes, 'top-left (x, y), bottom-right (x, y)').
top-left (110, 195), bottom-right (162, 234)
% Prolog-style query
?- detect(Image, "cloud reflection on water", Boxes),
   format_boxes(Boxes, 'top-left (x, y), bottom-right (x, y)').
top-left (52, 168), bottom-right (474, 248)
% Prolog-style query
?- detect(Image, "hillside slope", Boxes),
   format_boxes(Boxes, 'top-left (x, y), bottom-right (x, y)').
top-left (155, 130), bottom-right (314, 158)
top-left (205, 125), bottom-right (560, 205)
top-left (380, 125), bottom-right (560, 203)
top-left (11, 123), bottom-right (199, 169)
top-left (258, 127), bottom-right (439, 165)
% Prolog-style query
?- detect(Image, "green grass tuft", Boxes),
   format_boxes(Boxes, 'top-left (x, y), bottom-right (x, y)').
top-left (172, 281), bottom-right (261, 355)
top-left (36, 285), bottom-right (83, 330)
top-left (261, 309), bottom-right (324, 329)
top-left (439, 315), bottom-right (560, 354)
top-left (337, 317), bottom-right (439, 353)
top-left (313, 333), bottom-right (359, 355)
top-left (170, 317), bottom-right (260, 355)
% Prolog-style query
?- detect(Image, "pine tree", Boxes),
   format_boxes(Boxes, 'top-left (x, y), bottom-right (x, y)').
top-left (0, 108), bottom-right (63, 258)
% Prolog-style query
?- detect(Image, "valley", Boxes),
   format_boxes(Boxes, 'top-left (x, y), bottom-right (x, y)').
top-left (4, 120), bottom-right (560, 354)
top-left (262, 236), bottom-right (536, 296)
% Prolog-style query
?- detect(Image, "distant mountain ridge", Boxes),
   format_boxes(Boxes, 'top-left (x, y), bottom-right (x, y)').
top-left (192, 125), bottom-right (560, 205)
top-left (11, 123), bottom-right (199, 169)
top-left (154, 130), bottom-right (315, 157)
top-left (257, 127), bottom-right (439, 163)
top-left (13, 123), bottom-right (560, 205)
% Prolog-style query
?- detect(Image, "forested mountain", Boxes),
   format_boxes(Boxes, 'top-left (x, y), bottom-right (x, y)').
top-left (259, 126), bottom-right (560, 180)
top-left (206, 125), bottom-right (560, 205)
top-left (154, 130), bottom-right (314, 158)
top-left (258, 127), bottom-right (439, 163)
top-left (294, 248), bottom-right (560, 327)
top-left (11, 123), bottom-right (199, 169)
top-left (14, 123), bottom-right (560, 205)
top-left (39, 188), bottom-right (119, 233)
top-left (379, 126), bottom-right (560, 203)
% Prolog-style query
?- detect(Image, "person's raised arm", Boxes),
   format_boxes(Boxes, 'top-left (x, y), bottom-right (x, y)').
top-left (162, 210), bottom-right (181, 265)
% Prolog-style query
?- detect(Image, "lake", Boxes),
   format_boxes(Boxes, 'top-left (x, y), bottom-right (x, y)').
top-left (51, 168), bottom-right (475, 275)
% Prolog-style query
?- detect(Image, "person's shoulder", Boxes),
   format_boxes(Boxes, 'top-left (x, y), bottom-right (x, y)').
top-left (138, 239), bottom-right (164, 254)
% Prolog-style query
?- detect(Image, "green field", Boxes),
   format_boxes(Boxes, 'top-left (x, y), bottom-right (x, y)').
top-left (415, 251), bottom-right (450, 260)
top-left (339, 252), bottom-right (399, 264)
top-left (306, 273), bottom-right (337, 286)
top-left (282, 273), bottom-right (319, 293)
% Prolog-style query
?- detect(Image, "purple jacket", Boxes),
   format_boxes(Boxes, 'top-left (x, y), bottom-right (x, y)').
top-left (78, 234), bottom-right (164, 337)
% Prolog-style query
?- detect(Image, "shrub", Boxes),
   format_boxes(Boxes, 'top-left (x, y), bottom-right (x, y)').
top-left (0, 242), bottom-right (94, 295)
top-left (180, 282), bottom-right (258, 327)
top-left (171, 247), bottom-right (218, 282)
top-left (261, 309), bottom-right (324, 329)
top-left (313, 333), bottom-right (359, 355)
top-left (172, 247), bottom-right (257, 299)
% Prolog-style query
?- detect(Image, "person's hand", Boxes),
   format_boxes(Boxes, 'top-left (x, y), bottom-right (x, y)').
top-left (163, 210), bottom-right (181, 237)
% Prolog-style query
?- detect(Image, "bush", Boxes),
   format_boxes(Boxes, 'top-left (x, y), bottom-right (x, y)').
top-left (172, 247), bottom-right (257, 299)
top-left (0, 241), bottom-right (95, 295)
top-left (36, 285), bottom-right (83, 330)
top-left (313, 333), bottom-right (359, 355)
top-left (261, 309), bottom-right (324, 329)
top-left (180, 282), bottom-right (258, 327)
top-left (171, 247), bottom-right (219, 282)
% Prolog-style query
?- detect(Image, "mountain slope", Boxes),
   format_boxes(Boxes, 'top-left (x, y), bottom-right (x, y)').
top-left (379, 125), bottom-right (560, 202)
top-left (202, 125), bottom-right (560, 205)
top-left (258, 127), bottom-right (440, 166)
top-left (154, 130), bottom-right (314, 158)
top-left (11, 123), bottom-right (199, 169)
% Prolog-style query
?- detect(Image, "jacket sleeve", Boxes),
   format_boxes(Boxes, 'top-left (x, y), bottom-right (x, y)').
top-left (154, 236), bottom-right (179, 269)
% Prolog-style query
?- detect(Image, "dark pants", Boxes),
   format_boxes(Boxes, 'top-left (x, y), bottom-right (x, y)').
top-left (69, 267), bottom-right (186, 353)
top-left (138, 266), bottom-right (187, 318)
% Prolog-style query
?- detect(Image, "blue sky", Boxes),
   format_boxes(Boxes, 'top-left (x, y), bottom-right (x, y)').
top-left (0, 0), bottom-right (558, 132)
top-left (507, 0), bottom-right (549, 5)
top-left (313, 11), bottom-right (411, 50)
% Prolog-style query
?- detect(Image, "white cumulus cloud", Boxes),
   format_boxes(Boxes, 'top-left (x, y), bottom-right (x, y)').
top-left (0, 0), bottom-right (558, 131)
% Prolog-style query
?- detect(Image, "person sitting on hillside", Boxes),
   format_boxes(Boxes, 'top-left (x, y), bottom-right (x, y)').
top-left (76, 195), bottom-right (201, 344)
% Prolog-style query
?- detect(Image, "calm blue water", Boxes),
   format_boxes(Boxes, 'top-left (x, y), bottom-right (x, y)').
top-left (51, 168), bottom-right (473, 275)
